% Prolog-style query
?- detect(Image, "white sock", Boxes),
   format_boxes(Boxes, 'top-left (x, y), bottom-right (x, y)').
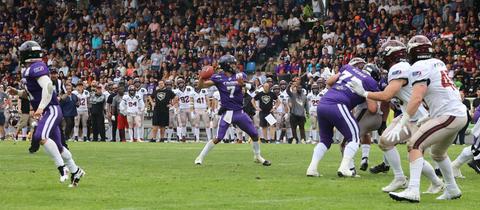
top-left (383, 154), bottom-right (390, 166)
top-left (309, 130), bottom-right (314, 140)
top-left (135, 127), bottom-right (142, 139)
top-left (176, 127), bottom-right (183, 139)
top-left (408, 157), bottom-right (424, 192)
top-left (82, 128), bottom-right (87, 139)
top-left (308, 143), bottom-right (328, 170)
top-left (349, 158), bottom-right (355, 169)
top-left (436, 157), bottom-right (460, 191)
top-left (182, 127), bottom-right (188, 138)
top-left (194, 128), bottom-right (200, 141)
top-left (61, 147), bottom-right (79, 173)
top-left (128, 128), bottom-right (134, 141)
top-left (343, 141), bottom-right (359, 159)
top-left (43, 139), bottom-right (64, 167)
top-left (452, 146), bottom-right (474, 168)
top-left (74, 126), bottom-right (79, 138)
top-left (361, 144), bottom-right (370, 159)
top-left (286, 129), bottom-right (293, 138)
top-left (198, 140), bottom-right (215, 160)
top-left (252, 141), bottom-right (264, 161)
top-left (384, 147), bottom-right (403, 178)
top-left (22, 127), bottom-right (28, 137)
top-left (167, 128), bottom-right (173, 141)
top-left (206, 128), bottom-right (212, 141)
top-left (276, 130), bottom-right (282, 141)
top-left (422, 161), bottom-right (442, 185)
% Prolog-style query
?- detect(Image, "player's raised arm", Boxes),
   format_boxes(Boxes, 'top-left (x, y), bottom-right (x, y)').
top-left (326, 73), bottom-right (340, 87)
top-left (198, 77), bottom-right (215, 89)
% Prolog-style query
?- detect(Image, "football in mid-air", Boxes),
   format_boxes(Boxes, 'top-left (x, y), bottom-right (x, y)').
top-left (199, 65), bottom-right (214, 80)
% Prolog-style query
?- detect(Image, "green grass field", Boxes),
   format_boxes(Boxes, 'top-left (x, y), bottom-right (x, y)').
top-left (0, 141), bottom-right (477, 210)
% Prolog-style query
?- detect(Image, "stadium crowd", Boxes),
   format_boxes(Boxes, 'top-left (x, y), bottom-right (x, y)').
top-left (0, 0), bottom-right (479, 143)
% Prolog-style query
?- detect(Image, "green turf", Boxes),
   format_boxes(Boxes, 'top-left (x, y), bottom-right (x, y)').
top-left (0, 141), bottom-right (477, 210)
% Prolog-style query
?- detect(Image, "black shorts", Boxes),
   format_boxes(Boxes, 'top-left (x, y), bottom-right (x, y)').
top-left (259, 111), bottom-right (270, 127)
top-left (153, 110), bottom-right (169, 127)
top-left (0, 112), bottom-right (5, 125)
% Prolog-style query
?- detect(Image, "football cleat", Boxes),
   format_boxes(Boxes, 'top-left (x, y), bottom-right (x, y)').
top-left (436, 188), bottom-right (461, 200)
top-left (467, 159), bottom-right (480, 174)
top-left (370, 162), bottom-right (390, 174)
top-left (337, 165), bottom-right (353, 177)
top-left (306, 168), bottom-right (320, 177)
top-left (360, 157), bottom-right (368, 171)
top-left (389, 188), bottom-right (420, 203)
top-left (194, 157), bottom-right (203, 165)
top-left (254, 156), bottom-right (271, 166)
top-left (423, 181), bottom-right (444, 194)
top-left (68, 168), bottom-right (85, 187)
top-left (382, 177), bottom-right (408, 192)
top-left (58, 165), bottom-right (69, 183)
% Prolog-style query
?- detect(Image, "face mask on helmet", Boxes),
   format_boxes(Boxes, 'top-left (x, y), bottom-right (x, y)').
top-left (19, 41), bottom-right (43, 64)
top-left (349, 57), bottom-right (367, 70)
top-left (378, 40), bottom-right (407, 69)
top-left (407, 35), bottom-right (433, 64)
top-left (312, 86), bottom-right (319, 95)
top-left (219, 55), bottom-right (237, 74)
top-left (363, 64), bottom-right (381, 81)
top-left (177, 80), bottom-right (185, 89)
top-left (279, 80), bottom-right (287, 91)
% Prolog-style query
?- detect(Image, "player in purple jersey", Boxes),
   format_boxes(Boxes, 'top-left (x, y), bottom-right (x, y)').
top-left (451, 105), bottom-right (480, 176)
top-left (306, 60), bottom-right (379, 177)
top-left (7, 41), bottom-right (85, 187)
top-left (194, 55), bottom-right (271, 166)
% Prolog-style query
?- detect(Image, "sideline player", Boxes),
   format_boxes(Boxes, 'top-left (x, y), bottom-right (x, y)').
top-left (192, 80), bottom-right (210, 142)
top-left (72, 83), bottom-right (89, 142)
top-left (306, 83), bottom-right (321, 143)
top-left (9, 41), bottom-right (84, 187)
top-left (174, 78), bottom-right (194, 142)
top-left (194, 55), bottom-right (271, 166)
top-left (120, 85), bottom-right (145, 142)
top-left (306, 59), bottom-right (379, 177)
top-left (134, 78), bottom-right (148, 141)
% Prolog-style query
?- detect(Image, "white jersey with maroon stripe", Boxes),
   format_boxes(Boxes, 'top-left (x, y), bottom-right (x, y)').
top-left (307, 92), bottom-right (321, 114)
top-left (121, 94), bottom-right (144, 115)
top-left (409, 58), bottom-right (466, 118)
top-left (388, 61), bottom-right (428, 121)
top-left (72, 90), bottom-right (90, 112)
top-left (174, 86), bottom-right (194, 110)
top-left (193, 89), bottom-right (209, 110)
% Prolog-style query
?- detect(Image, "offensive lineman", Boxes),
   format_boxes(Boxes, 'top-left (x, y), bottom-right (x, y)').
top-left (8, 41), bottom-right (84, 187)
top-left (306, 61), bottom-right (379, 177)
top-left (194, 55), bottom-right (271, 166)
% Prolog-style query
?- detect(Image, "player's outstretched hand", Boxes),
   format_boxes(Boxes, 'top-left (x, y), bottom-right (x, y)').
top-left (346, 80), bottom-right (367, 97)
top-left (33, 108), bottom-right (43, 120)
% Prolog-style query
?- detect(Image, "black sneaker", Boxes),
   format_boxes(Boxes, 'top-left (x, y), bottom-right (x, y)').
top-left (360, 157), bottom-right (368, 171)
top-left (435, 168), bottom-right (443, 177)
top-left (262, 160), bottom-right (272, 166)
top-left (149, 139), bottom-right (156, 143)
top-left (69, 168), bottom-right (86, 187)
top-left (58, 165), bottom-right (68, 183)
top-left (467, 160), bottom-right (480, 174)
top-left (369, 162), bottom-right (390, 174)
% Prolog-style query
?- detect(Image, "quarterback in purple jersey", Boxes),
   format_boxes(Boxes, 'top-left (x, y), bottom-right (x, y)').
top-left (7, 41), bottom-right (85, 187)
top-left (306, 59), bottom-right (379, 177)
top-left (194, 55), bottom-right (271, 166)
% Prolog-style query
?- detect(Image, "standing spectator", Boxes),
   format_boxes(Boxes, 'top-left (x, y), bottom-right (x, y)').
top-left (125, 34), bottom-right (139, 53)
top-left (287, 79), bottom-right (309, 144)
top-left (89, 86), bottom-right (106, 142)
top-left (51, 70), bottom-right (66, 96)
top-left (59, 84), bottom-right (78, 141)
top-left (107, 85), bottom-right (118, 142)
top-left (149, 80), bottom-right (176, 142)
top-left (252, 83), bottom-right (279, 143)
top-left (0, 85), bottom-right (9, 141)
top-left (472, 90), bottom-right (480, 109)
top-left (15, 96), bottom-right (31, 141)
top-left (455, 91), bottom-right (471, 145)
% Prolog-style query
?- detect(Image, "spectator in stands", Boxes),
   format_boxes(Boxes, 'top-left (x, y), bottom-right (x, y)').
top-left (0, 85), bottom-right (9, 141)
